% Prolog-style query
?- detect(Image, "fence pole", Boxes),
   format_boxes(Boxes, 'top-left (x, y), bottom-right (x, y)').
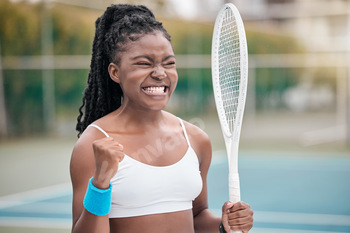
top-left (41, 0), bottom-right (56, 133)
top-left (0, 43), bottom-right (7, 138)
top-left (347, 63), bottom-right (350, 147)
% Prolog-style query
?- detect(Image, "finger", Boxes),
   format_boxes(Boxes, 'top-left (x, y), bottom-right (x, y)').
top-left (106, 138), bottom-right (124, 150)
top-left (94, 138), bottom-right (124, 150)
top-left (230, 221), bottom-right (253, 233)
top-left (117, 143), bottom-right (124, 150)
top-left (110, 143), bottom-right (124, 151)
top-left (92, 137), bottom-right (113, 150)
top-left (228, 213), bottom-right (253, 226)
top-left (222, 201), bottom-right (234, 214)
top-left (221, 201), bottom-right (235, 232)
top-left (228, 205), bottom-right (252, 217)
top-left (94, 136), bottom-right (114, 143)
top-left (111, 150), bottom-right (125, 162)
top-left (229, 220), bottom-right (253, 232)
top-left (227, 209), bottom-right (254, 232)
top-left (229, 201), bottom-right (250, 213)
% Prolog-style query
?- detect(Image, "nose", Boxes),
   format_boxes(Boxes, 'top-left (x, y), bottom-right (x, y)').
top-left (151, 65), bottom-right (166, 80)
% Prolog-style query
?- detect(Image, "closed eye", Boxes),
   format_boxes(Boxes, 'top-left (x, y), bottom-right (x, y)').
top-left (164, 61), bottom-right (176, 68)
top-left (136, 62), bottom-right (152, 66)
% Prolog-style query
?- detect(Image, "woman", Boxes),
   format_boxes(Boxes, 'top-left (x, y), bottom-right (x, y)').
top-left (70, 4), bottom-right (253, 233)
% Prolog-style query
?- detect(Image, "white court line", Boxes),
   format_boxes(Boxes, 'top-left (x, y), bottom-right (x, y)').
top-left (0, 217), bottom-right (71, 229)
top-left (0, 184), bottom-right (349, 231)
top-left (0, 218), bottom-right (347, 233)
top-left (211, 209), bottom-right (350, 227)
top-left (250, 228), bottom-right (347, 233)
top-left (255, 211), bottom-right (350, 226)
top-left (212, 150), bottom-right (350, 172)
top-left (301, 125), bottom-right (346, 146)
top-left (0, 183), bottom-right (71, 209)
top-left (2, 202), bottom-right (71, 215)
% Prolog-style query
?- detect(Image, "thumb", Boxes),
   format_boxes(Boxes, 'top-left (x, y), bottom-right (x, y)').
top-left (222, 201), bottom-right (234, 214)
top-left (222, 201), bottom-right (234, 232)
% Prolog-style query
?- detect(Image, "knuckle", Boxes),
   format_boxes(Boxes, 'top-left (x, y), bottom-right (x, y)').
top-left (235, 218), bottom-right (243, 224)
top-left (236, 211), bottom-right (244, 218)
top-left (92, 140), bottom-right (99, 147)
top-left (237, 201), bottom-right (244, 207)
top-left (247, 223), bottom-right (253, 231)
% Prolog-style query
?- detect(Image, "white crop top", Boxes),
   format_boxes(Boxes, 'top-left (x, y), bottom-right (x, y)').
top-left (88, 118), bottom-right (203, 218)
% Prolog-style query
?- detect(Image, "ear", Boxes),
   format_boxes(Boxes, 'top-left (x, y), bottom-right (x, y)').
top-left (108, 63), bottom-right (120, 84)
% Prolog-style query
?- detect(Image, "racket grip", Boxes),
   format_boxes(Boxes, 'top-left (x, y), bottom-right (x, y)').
top-left (228, 172), bottom-right (241, 203)
top-left (228, 173), bottom-right (242, 233)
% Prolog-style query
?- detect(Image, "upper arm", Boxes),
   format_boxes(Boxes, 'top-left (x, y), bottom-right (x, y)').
top-left (184, 122), bottom-right (213, 217)
top-left (70, 132), bottom-right (97, 226)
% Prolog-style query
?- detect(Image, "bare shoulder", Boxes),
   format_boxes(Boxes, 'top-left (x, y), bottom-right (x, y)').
top-left (182, 119), bottom-right (212, 165)
top-left (182, 120), bottom-right (211, 147)
top-left (70, 125), bottom-right (108, 184)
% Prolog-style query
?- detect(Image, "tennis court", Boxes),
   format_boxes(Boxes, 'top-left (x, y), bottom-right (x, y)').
top-left (0, 137), bottom-right (349, 233)
top-left (1, 0), bottom-right (349, 232)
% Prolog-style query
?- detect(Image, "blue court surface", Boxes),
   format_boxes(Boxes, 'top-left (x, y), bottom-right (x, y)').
top-left (0, 150), bottom-right (349, 233)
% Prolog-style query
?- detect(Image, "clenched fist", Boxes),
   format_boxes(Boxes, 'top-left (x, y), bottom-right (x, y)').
top-left (222, 201), bottom-right (253, 233)
top-left (91, 137), bottom-right (124, 189)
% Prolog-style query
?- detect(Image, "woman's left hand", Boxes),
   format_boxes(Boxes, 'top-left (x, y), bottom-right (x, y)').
top-left (221, 201), bottom-right (253, 233)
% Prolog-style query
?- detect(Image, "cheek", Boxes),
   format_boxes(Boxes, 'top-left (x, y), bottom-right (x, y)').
top-left (170, 70), bottom-right (178, 91)
top-left (118, 70), bottom-right (143, 89)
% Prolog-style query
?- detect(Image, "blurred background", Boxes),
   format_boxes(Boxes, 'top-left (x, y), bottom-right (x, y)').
top-left (0, 0), bottom-right (349, 232)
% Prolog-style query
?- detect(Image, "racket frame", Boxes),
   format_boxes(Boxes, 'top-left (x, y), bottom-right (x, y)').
top-left (211, 3), bottom-right (248, 204)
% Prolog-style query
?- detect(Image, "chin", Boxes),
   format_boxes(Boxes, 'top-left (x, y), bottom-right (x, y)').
top-left (143, 96), bottom-right (172, 111)
top-left (147, 104), bottom-right (168, 111)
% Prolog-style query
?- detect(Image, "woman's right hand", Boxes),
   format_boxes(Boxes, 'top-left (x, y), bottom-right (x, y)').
top-left (91, 137), bottom-right (124, 189)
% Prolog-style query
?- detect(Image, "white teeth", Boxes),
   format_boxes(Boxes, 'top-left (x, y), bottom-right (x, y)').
top-left (143, 86), bottom-right (165, 94)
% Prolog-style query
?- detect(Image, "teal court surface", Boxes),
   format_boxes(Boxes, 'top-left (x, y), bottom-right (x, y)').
top-left (0, 150), bottom-right (349, 233)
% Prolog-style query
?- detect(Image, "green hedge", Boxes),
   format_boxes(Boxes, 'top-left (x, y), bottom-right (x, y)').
top-left (0, 0), bottom-right (304, 136)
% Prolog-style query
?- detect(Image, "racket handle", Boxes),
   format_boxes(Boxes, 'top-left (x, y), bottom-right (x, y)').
top-left (229, 173), bottom-right (242, 233)
top-left (228, 172), bottom-right (241, 203)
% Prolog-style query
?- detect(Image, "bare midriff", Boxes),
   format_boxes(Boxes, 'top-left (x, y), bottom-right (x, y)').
top-left (109, 209), bottom-right (194, 233)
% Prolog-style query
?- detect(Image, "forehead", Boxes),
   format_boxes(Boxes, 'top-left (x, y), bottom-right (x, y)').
top-left (122, 32), bottom-right (174, 58)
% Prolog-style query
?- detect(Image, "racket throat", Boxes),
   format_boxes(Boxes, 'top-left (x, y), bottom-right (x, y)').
top-left (228, 142), bottom-right (240, 172)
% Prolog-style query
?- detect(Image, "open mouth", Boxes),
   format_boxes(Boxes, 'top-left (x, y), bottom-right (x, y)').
top-left (142, 86), bottom-right (168, 95)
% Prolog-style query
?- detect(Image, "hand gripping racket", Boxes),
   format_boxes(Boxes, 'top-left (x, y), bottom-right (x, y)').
top-left (211, 4), bottom-right (248, 233)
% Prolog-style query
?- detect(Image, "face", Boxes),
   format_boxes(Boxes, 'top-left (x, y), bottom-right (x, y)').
top-left (108, 32), bottom-right (178, 112)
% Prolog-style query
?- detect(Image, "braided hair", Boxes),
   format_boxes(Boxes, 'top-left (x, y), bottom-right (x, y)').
top-left (76, 4), bottom-right (171, 137)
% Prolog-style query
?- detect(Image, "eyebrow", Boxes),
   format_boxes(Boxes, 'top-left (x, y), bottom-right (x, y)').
top-left (131, 55), bottom-right (175, 62)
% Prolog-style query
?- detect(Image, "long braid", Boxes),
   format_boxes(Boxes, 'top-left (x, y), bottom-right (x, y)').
top-left (76, 4), bottom-right (171, 137)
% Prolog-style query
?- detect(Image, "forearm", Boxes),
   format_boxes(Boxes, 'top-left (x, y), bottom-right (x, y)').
top-left (194, 208), bottom-right (221, 233)
top-left (72, 209), bottom-right (110, 233)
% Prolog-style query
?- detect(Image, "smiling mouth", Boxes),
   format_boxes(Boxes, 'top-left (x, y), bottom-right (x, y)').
top-left (142, 86), bottom-right (168, 94)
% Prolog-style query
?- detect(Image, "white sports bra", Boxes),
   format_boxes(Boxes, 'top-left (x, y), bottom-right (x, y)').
top-left (88, 118), bottom-right (203, 218)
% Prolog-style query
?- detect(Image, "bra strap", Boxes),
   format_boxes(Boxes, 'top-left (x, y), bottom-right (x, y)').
top-left (88, 124), bottom-right (110, 138)
top-left (178, 118), bottom-right (191, 146)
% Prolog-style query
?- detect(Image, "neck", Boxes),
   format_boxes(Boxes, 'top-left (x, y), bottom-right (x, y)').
top-left (112, 103), bottom-right (167, 131)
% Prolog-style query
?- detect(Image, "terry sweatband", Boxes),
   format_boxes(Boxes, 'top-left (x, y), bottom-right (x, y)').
top-left (83, 177), bottom-right (112, 216)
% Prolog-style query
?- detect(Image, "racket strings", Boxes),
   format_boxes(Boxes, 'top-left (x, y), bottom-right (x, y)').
top-left (218, 9), bottom-right (241, 133)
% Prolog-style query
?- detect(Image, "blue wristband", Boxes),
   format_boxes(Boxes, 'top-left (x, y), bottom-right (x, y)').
top-left (83, 177), bottom-right (112, 216)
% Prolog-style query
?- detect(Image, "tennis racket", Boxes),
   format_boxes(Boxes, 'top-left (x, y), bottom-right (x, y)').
top-left (211, 4), bottom-right (248, 233)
